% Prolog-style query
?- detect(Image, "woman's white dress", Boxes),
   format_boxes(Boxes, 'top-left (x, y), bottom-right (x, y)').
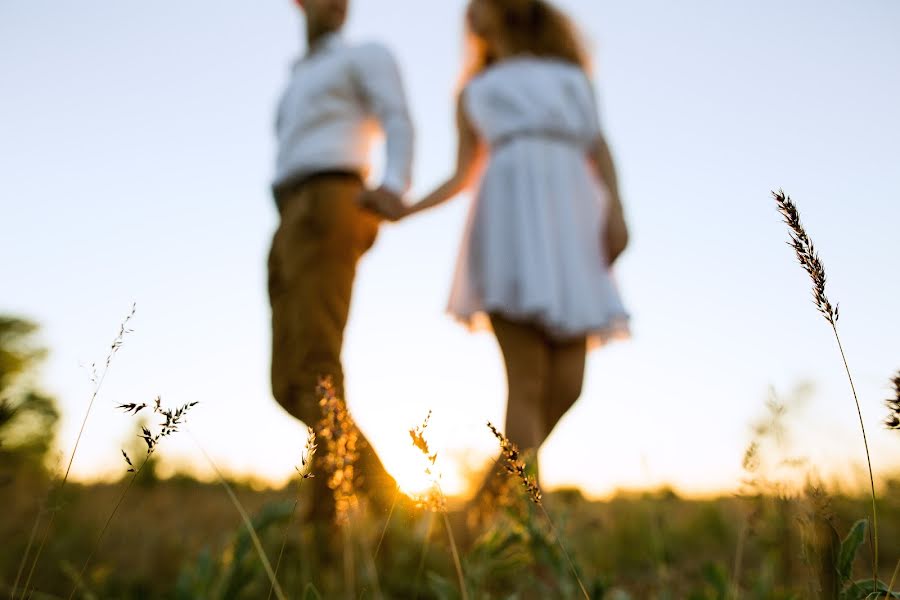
top-left (447, 57), bottom-right (629, 345)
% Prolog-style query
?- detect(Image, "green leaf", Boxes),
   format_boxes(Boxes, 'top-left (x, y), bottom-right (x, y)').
top-left (837, 519), bottom-right (868, 583)
top-left (842, 578), bottom-right (900, 599)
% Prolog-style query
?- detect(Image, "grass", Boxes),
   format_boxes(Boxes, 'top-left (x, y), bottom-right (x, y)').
top-left (190, 432), bottom-right (286, 600)
top-left (14, 304), bottom-right (135, 600)
top-left (6, 471), bottom-right (900, 598)
top-left (488, 420), bottom-right (588, 599)
top-left (774, 190), bottom-right (880, 587)
top-left (269, 426), bottom-right (316, 600)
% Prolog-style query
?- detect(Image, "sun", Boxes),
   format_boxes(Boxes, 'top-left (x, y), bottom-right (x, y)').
top-left (380, 446), bottom-right (467, 499)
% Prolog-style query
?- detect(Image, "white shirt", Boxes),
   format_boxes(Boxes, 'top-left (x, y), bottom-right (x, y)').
top-left (273, 33), bottom-right (414, 195)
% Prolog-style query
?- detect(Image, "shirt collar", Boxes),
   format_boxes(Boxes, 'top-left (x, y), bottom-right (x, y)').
top-left (305, 31), bottom-right (344, 58)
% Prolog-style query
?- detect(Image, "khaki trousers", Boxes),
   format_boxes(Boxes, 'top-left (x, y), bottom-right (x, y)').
top-left (268, 173), bottom-right (393, 520)
top-left (269, 174), bottom-right (378, 423)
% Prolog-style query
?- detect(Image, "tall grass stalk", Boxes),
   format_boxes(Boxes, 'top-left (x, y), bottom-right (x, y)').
top-left (731, 520), bottom-right (748, 600)
top-left (887, 558), bottom-right (900, 596)
top-left (66, 453), bottom-right (149, 600)
top-left (16, 304), bottom-right (135, 600)
top-left (268, 426), bottom-right (316, 600)
top-left (353, 514), bottom-right (384, 600)
top-left (413, 513), bottom-right (436, 600)
top-left (538, 504), bottom-right (590, 600)
top-left (832, 326), bottom-right (878, 578)
top-left (190, 430), bottom-right (287, 600)
top-left (9, 510), bottom-right (41, 600)
top-left (774, 190), bottom-right (878, 581)
top-left (441, 507), bottom-right (469, 600)
top-left (67, 397), bottom-right (196, 599)
top-left (0, 584), bottom-right (63, 600)
top-left (373, 486), bottom-right (401, 561)
top-left (487, 422), bottom-right (589, 599)
top-left (342, 522), bottom-right (356, 600)
top-left (267, 493), bottom-right (303, 600)
top-left (406, 411), bottom-right (467, 600)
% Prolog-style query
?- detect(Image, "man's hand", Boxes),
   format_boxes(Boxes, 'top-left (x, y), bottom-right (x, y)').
top-left (358, 186), bottom-right (406, 221)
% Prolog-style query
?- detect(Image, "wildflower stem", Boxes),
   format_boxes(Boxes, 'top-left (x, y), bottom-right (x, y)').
top-left (67, 451), bottom-right (150, 600)
top-left (10, 505), bottom-right (41, 600)
top-left (18, 306), bottom-right (134, 600)
top-left (539, 504), bottom-right (589, 600)
top-left (413, 512), bottom-right (436, 600)
top-left (887, 557), bottom-right (900, 596)
top-left (190, 431), bottom-right (286, 600)
top-left (374, 485), bottom-right (401, 561)
top-left (342, 522), bottom-right (356, 600)
top-left (354, 514), bottom-right (384, 600)
top-left (268, 483), bottom-right (303, 600)
top-left (441, 510), bottom-right (468, 600)
top-left (731, 519), bottom-right (748, 600)
top-left (773, 191), bottom-right (879, 582)
top-left (831, 323), bottom-right (879, 582)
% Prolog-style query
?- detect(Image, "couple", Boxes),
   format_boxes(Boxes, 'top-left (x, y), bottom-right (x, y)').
top-left (268, 0), bottom-right (630, 521)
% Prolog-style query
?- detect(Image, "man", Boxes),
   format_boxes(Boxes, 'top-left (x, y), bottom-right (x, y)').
top-left (269, 0), bottom-right (412, 518)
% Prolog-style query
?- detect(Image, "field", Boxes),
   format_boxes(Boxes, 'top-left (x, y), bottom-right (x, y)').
top-left (5, 461), bottom-right (900, 600)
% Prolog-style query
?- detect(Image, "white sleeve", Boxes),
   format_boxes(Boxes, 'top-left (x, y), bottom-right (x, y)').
top-left (352, 43), bottom-right (415, 195)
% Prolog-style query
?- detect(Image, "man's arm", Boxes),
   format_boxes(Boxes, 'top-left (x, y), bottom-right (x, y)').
top-left (404, 94), bottom-right (483, 217)
top-left (353, 43), bottom-right (414, 196)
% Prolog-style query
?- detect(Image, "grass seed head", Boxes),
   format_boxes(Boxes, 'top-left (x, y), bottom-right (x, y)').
top-left (884, 371), bottom-right (900, 430)
top-left (410, 409), bottom-right (437, 465)
top-left (408, 410), bottom-right (446, 513)
top-left (316, 376), bottom-right (359, 525)
top-left (487, 422), bottom-right (542, 506)
top-left (121, 449), bottom-right (135, 473)
top-left (296, 426), bottom-right (317, 479)
top-left (773, 190), bottom-right (838, 325)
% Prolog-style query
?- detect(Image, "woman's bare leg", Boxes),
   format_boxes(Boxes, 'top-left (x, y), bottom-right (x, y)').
top-left (490, 313), bottom-right (550, 453)
top-left (543, 337), bottom-right (587, 441)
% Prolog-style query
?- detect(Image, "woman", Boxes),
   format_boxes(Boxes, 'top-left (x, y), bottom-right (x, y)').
top-left (404, 0), bottom-right (629, 488)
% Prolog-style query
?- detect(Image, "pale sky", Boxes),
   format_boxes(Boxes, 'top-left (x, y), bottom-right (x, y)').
top-left (2, 0), bottom-right (899, 498)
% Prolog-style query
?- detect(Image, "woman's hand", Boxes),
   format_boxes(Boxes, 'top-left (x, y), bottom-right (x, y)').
top-left (402, 94), bottom-right (484, 218)
top-left (603, 193), bottom-right (629, 265)
top-left (358, 186), bottom-right (406, 221)
top-left (590, 134), bottom-right (628, 265)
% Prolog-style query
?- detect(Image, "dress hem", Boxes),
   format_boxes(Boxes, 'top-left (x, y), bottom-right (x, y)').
top-left (448, 306), bottom-right (631, 350)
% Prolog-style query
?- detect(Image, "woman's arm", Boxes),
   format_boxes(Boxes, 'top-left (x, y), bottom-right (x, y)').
top-left (404, 95), bottom-right (484, 217)
top-left (590, 133), bottom-right (621, 206)
top-left (590, 134), bottom-right (629, 264)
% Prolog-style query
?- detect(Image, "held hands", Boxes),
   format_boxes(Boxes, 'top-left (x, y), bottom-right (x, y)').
top-left (358, 186), bottom-right (408, 222)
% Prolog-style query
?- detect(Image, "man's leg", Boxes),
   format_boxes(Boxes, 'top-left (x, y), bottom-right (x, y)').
top-left (269, 175), bottom-right (395, 520)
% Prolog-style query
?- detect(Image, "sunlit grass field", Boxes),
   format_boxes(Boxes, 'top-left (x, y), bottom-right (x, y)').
top-left (5, 464), bottom-right (900, 599)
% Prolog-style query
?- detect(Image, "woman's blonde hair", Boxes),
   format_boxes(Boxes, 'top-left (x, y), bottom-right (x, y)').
top-left (463, 0), bottom-right (590, 82)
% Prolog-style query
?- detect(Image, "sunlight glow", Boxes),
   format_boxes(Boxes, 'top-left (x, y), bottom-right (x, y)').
top-left (380, 443), bottom-right (467, 498)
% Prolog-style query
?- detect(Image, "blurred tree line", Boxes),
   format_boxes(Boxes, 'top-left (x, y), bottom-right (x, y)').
top-left (0, 316), bottom-right (59, 480)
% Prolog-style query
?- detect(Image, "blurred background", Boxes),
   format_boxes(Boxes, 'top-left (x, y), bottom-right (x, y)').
top-left (2, 0), bottom-right (899, 499)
